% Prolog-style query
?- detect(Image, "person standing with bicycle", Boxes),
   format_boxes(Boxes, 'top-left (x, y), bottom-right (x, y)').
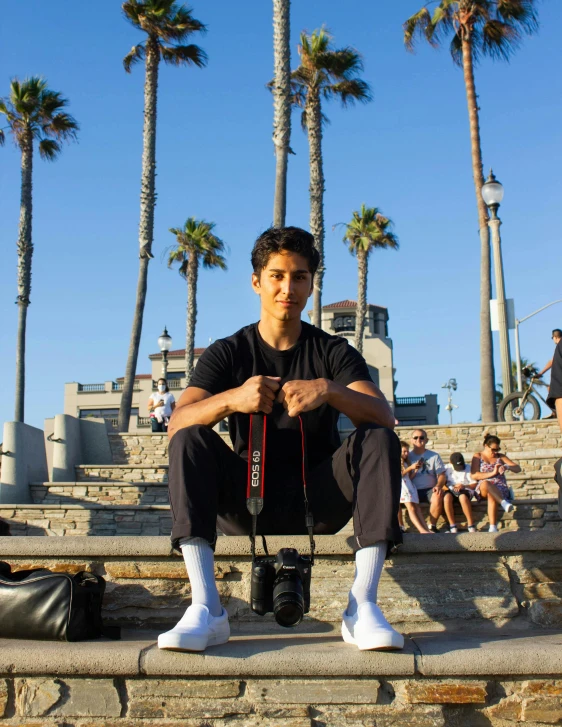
top-left (546, 338), bottom-right (562, 517)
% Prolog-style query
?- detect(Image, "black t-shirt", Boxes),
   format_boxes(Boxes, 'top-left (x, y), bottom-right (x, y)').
top-left (547, 340), bottom-right (562, 410)
top-left (189, 321), bottom-right (372, 472)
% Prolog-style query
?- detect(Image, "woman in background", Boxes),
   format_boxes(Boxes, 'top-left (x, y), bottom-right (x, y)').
top-left (148, 378), bottom-right (176, 432)
top-left (470, 434), bottom-right (520, 532)
top-left (398, 441), bottom-right (433, 534)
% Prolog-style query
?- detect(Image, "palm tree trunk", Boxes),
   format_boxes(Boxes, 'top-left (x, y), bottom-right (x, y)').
top-left (461, 34), bottom-right (496, 422)
top-left (307, 92), bottom-right (325, 328)
top-left (14, 132), bottom-right (33, 422)
top-left (354, 249), bottom-right (368, 355)
top-left (272, 0), bottom-right (291, 228)
top-left (185, 253), bottom-right (198, 383)
top-left (118, 37), bottom-right (159, 432)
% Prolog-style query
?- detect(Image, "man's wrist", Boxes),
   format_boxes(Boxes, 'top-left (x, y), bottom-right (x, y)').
top-left (323, 378), bottom-right (340, 406)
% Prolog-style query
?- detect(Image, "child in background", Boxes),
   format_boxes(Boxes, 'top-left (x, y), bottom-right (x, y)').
top-left (398, 441), bottom-right (433, 534)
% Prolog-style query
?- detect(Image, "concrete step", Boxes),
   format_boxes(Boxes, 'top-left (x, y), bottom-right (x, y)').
top-left (1, 532), bottom-right (561, 633)
top-left (75, 464), bottom-right (168, 483)
top-left (30, 481), bottom-right (169, 505)
top-left (1, 498), bottom-right (559, 537)
top-left (0, 503), bottom-right (172, 536)
top-left (30, 476), bottom-right (559, 504)
top-left (74, 458), bottom-right (559, 489)
top-left (107, 421), bottom-right (562, 465)
top-left (1, 628), bottom-right (561, 725)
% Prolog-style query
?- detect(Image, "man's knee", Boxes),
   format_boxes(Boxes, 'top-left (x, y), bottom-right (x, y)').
top-left (354, 423), bottom-right (398, 452)
top-left (169, 424), bottom-right (222, 454)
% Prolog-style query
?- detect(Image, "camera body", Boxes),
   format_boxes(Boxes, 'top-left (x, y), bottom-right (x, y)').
top-left (251, 547), bottom-right (312, 627)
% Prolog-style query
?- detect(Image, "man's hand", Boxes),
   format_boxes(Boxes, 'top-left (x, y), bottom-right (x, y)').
top-left (228, 376), bottom-right (281, 415)
top-left (277, 378), bottom-right (330, 418)
top-left (453, 484), bottom-right (463, 493)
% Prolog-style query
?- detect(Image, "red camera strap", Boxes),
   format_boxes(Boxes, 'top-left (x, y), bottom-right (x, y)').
top-left (246, 413), bottom-right (315, 563)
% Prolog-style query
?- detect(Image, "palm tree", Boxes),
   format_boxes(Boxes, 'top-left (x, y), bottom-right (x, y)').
top-left (338, 205), bottom-right (399, 354)
top-left (167, 218), bottom-right (227, 382)
top-left (272, 0), bottom-right (292, 228)
top-left (291, 28), bottom-right (372, 328)
top-left (0, 77), bottom-right (78, 422)
top-left (118, 0), bottom-right (207, 432)
top-left (404, 0), bottom-right (539, 423)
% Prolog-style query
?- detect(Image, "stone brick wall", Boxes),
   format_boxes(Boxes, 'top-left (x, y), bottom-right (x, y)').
top-left (31, 482), bottom-right (169, 505)
top-left (2, 675), bottom-right (561, 725)
top-left (3, 542), bottom-right (560, 630)
top-left (0, 505), bottom-right (171, 536)
top-left (108, 421), bottom-right (561, 465)
top-left (1, 498), bottom-right (560, 537)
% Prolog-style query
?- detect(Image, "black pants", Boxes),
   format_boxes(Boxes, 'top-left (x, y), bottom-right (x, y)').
top-left (168, 423), bottom-right (403, 554)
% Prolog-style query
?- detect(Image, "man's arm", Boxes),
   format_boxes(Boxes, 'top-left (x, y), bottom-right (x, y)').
top-left (278, 378), bottom-right (395, 429)
top-left (167, 376), bottom-right (281, 440)
top-left (539, 359), bottom-right (553, 377)
top-left (557, 399), bottom-right (562, 431)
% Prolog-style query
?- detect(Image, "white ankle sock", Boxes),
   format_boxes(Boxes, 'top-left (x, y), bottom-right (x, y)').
top-left (489, 524), bottom-right (498, 532)
top-left (179, 537), bottom-right (222, 617)
top-left (500, 499), bottom-right (511, 512)
top-left (347, 541), bottom-right (386, 617)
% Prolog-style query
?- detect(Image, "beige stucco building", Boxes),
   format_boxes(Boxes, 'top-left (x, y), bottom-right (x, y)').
top-left (64, 300), bottom-right (438, 431)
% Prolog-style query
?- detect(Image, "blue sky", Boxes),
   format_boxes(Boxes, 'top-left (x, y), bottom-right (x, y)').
top-left (1, 1), bottom-right (561, 429)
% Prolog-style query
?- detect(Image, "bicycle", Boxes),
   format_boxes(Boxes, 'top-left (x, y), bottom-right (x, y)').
top-left (497, 366), bottom-right (551, 422)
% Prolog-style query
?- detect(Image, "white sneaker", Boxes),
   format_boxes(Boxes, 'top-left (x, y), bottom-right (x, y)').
top-left (502, 501), bottom-right (515, 513)
top-left (489, 524), bottom-right (499, 533)
top-left (158, 604), bottom-right (230, 652)
top-left (342, 602), bottom-right (404, 651)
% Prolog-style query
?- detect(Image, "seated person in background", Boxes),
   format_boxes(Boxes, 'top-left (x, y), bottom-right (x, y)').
top-left (470, 434), bottom-right (521, 533)
top-left (443, 452), bottom-right (477, 534)
top-left (398, 441), bottom-right (433, 534)
top-left (546, 337), bottom-right (562, 517)
top-left (408, 429), bottom-right (447, 532)
top-left (148, 378), bottom-right (176, 432)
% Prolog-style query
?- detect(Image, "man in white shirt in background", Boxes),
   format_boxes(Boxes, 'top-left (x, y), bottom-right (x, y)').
top-left (444, 452), bottom-right (477, 534)
top-left (408, 429), bottom-right (446, 532)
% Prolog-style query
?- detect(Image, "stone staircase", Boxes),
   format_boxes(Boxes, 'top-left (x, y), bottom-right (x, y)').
top-left (2, 420), bottom-right (560, 537)
top-left (0, 421), bottom-right (561, 724)
top-left (1, 532), bottom-right (561, 725)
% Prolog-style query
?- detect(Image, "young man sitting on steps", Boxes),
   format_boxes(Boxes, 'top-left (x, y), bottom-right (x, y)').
top-left (158, 226), bottom-right (404, 653)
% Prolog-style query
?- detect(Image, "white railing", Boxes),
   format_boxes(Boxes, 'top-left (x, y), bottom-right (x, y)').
top-left (112, 382), bottom-right (141, 392)
top-left (77, 383), bottom-right (105, 392)
top-left (138, 417), bottom-right (152, 427)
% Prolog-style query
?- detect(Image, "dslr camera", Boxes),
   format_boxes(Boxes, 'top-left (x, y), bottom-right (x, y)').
top-left (250, 547), bottom-right (312, 628)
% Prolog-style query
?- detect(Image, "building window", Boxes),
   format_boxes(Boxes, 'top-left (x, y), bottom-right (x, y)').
top-left (219, 420), bottom-right (229, 433)
top-left (334, 315), bottom-right (355, 333)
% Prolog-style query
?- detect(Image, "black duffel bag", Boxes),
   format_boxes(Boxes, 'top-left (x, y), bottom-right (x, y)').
top-left (0, 562), bottom-right (120, 641)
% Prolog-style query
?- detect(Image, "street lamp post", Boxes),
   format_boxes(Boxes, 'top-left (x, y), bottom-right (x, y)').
top-left (158, 327), bottom-right (173, 379)
top-left (442, 378), bottom-right (458, 425)
top-left (482, 170), bottom-right (512, 397)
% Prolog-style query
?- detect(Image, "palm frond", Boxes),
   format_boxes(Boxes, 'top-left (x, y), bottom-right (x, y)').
top-left (123, 42), bottom-right (146, 72)
top-left (160, 43), bottom-right (207, 67)
top-left (38, 138), bottom-right (61, 160)
top-left (0, 129), bottom-right (5, 146)
top-left (316, 48), bottom-right (363, 78)
top-left (43, 112), bottom-right (79, 140)
top-left (449, 31), bottom-right (463, 65)
top-left (403, 8), bottom-right (434, 51)
top-left (482, 19), bottom-right (520, 60)
top-left (325, 79), bottom-right (372, 106)
top-left (497, 0), bottom-right (539, 34)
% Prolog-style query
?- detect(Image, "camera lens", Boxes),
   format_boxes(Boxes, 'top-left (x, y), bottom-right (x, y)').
top-left (272, 573), bottom-right (304, 627)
